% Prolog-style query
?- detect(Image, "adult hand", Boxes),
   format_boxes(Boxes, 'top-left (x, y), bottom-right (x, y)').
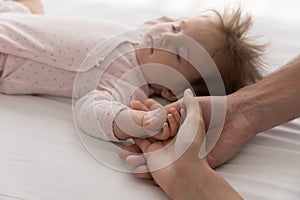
top-left (129, 55), bottom-right (300, 169)
top-left (120, 90), bottom-right (242, 200)
top-left (122, 90), bottom-right (208, 198)
top-left (195, 95), bottom-right (256, 168)
top-left (204, 54), bottom-right (300, 167)
top-left (126, 95), bottom-right (256, 169)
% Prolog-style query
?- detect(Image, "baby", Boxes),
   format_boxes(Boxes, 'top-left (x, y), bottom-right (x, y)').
top-left (0, 0), bottom-right (264, 142)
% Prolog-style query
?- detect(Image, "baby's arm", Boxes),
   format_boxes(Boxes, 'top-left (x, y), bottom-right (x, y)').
top-left (74, 90), bottom-right (127, 142)
top-left (74, 90), bottom-right (169, 142)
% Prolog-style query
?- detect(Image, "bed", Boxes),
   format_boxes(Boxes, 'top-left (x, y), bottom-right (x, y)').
top-left (1, 0), bottom-right (300, 199)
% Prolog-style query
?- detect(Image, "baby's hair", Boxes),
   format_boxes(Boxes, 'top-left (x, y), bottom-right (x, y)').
top-left (193, 7), bottom-right (266, 95)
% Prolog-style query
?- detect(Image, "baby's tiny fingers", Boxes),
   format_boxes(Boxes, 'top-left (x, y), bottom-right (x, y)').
top-left (154, 123), bottom-right (170, 140)
top-left (169, 107), bottom-right (181, 126)
top-left (167, 114), bottom-right (178, 137)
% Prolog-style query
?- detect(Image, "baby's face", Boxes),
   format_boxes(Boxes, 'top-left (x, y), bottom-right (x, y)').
top-left (136, 16), bottom-right (226, 99)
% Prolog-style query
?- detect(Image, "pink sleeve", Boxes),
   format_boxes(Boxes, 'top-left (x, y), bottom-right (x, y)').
top-left (74, 90), bottom-right (127, 142)
top-left (0, 1), bottom-right (30, 14)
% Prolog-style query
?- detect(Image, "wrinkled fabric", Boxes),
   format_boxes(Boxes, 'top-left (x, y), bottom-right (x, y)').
top-left (0, 1), bottom-right (151, 141)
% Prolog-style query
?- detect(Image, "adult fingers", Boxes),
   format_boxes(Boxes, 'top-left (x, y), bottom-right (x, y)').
top-left (119, 144), bottom-right (141, 160)
top-left (133, 138), bottom-right (152, 153)
top-left (134, 138), bottom-right (168, 156)
top-left (125, 154), bottom-right (147, 168)
top-left (134, 165), bottom-right (153, 179)
top-left (173, 89), bottom-right (205, 157)
top-left (183, 90), bottom-right (202, 124)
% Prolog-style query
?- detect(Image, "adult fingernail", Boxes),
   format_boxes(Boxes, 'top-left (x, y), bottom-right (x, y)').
top-left (185, 88), bottom-right (193, 96)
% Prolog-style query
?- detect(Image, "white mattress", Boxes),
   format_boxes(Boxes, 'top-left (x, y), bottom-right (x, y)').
top-left (1, 0), bottom-right (300, 199)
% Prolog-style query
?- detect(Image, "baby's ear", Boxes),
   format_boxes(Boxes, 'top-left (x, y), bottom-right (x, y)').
top-left (161, 89), bottom-right (177, 101)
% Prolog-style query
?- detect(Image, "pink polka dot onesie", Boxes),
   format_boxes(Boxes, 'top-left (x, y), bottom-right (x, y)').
top-left (0, 1), bottom-right (153, 142)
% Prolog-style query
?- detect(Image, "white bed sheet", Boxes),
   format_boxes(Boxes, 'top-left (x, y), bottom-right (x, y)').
top-left (1, 0), bottom-right (300, 199)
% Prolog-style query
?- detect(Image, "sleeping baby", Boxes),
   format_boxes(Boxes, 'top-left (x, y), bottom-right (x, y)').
top-left (0, 0), bottom-right (265, 142)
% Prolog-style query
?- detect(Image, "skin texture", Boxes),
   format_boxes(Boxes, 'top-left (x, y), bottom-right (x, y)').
top-left (114, 16), bottom-right (228, 140)
top-left (119, 55), bottom-right (300, 200)
top-left (164, 55), bottom-right (300, 168)
top-left (120, 90), bottom-right (243, 200)
top-left (135, 16), bottom-right (227, 100)
top-left (207, 54), bottom-right (300, 167)
top-left (113, 104), bottom-right (181, 140)
top-left (124, 55), bottom-right (300, 172)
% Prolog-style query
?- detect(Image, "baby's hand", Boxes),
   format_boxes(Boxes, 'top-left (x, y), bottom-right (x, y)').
top-left (131, 100), bottom-right (181, 140)
top-left (145, 107), bottom-right (181, 140)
